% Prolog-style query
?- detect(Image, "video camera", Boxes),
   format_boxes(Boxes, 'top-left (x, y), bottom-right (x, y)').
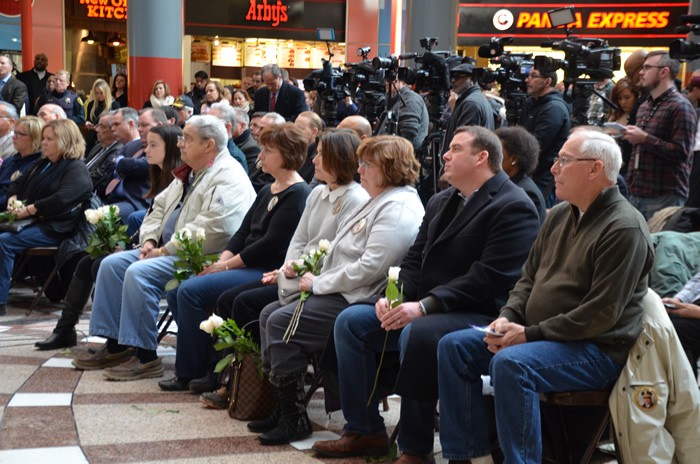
top-left (343, 47), bottom-right (387, 127)
top-left (302, 28), bottom-right (346, 126)
top-left (670, 14), bottom-right (700, 60)
top-left (473, 37), bottom-right (533, 125)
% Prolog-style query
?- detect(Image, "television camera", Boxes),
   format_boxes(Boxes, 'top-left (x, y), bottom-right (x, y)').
top-left (670, 15), bottom-right (700, 61)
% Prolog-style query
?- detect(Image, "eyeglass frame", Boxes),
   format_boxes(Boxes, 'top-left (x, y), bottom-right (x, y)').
top-left (552, 155), bottom-right (598, 168)
top-left (640, 64), bottom-right (667, 72)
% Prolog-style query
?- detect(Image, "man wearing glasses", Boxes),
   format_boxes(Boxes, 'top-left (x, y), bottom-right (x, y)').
top-left (436, 129), bottom-right (653, 463)
top-left (622, 50), bottom-right (697, 220)
top-left (519, 64), bottom-right (571, 207)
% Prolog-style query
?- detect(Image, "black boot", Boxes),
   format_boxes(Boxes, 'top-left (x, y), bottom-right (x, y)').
top-left (35, 275), bottom-right (93, 350)
top-left (258, 372), bottom-right (312, 445)
top-left (247, 389), bottom-right (281, 433)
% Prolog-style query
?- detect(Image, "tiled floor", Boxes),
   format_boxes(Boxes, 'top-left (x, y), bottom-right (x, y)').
top-left (0, 289), bottom-right (623, 463)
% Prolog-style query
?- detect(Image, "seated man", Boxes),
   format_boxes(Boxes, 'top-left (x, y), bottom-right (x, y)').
top-left (312, 126), bottom-right (541, 462)
top-left (436, 129), bottom-right (653, 463)
top-left (72, 115), bottom-right (255, 380)
top-left (662, 271), bottom-right (700, 378)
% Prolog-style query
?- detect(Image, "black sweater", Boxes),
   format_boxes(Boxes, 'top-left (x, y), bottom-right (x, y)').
top-left (225, 182), bottom-right (310, 270)
top-left (7, 158), bottom-right (93, 238)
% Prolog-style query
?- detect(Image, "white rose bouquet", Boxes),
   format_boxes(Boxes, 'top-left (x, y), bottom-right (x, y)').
top-left (282, 239), bottom-right (331, 343)
top-left (0, 199), bottom-right (26, 224)
top-left (164, 227), bottom-right (218, 291)
top-left (199, 315), bottom-right (263, 375)
top-left (84, 205), bottom-right (130, 259)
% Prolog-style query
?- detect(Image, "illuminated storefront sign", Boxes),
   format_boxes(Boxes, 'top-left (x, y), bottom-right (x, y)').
top-left (458, 1), bottom-right (689, 46)
top-left (78, 0), bottom-right (128, 20)
top-left (245, 0), bottom-right (289, 27)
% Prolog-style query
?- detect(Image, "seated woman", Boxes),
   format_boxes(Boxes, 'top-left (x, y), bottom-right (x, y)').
top-left (142, 80), bottom-right (174, 109)
top-left (35, 124), bottom-right (183, 350)
top-left (158, 123), bottom-right (311, 392)
top-left (253, 135), bottom-right (425, 446)
top-left (662, 271), bottom-right (700, 378)
top-left (495, 126), bottom-right (546, 223)
top-left (0, 116), bottom-right (43, 208)
top-left (0, 119), bottom-right (92, 316)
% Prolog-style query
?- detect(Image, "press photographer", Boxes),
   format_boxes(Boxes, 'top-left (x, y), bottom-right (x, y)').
top-left (343, 47), bottom-right (387, 129)
top-left (373, 55), bottom-right (429, 153)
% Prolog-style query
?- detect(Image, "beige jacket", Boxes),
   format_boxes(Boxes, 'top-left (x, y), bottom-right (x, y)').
top-left (609, 289), bottom-right (700, 463)
top-left (139, 148), bottom-right (256, 255)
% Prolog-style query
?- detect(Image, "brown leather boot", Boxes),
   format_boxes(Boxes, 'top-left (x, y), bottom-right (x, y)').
top-left (312, 430), bottom-right (390, 457)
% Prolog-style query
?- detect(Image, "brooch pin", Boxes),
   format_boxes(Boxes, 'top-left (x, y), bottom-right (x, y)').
top-left (65, 97), bottom-right (71, 105)
top-left (332, 198), bottom-right (342, 216)
top-left (351, 217), bottom-right (367, 235)
top-left (267, 195), bottom-right (279, 211)
top-left (10, 170), bottom-right (21, 182)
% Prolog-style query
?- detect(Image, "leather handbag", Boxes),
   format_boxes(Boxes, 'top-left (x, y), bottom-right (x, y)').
top-left (227, 353), bottom-right (276, 421)
top-left (0, 218), bottom-right (37, 233)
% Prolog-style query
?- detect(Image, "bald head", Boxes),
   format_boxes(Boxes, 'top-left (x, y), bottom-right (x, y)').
top-left (37, 104), bottom-right (67, 123)
top-left (338, 115), bottom-right (372, 139)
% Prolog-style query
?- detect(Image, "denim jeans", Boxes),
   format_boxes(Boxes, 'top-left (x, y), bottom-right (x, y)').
top-left (0, 226), bottom-right (58, 304)
top-left (166, 267), bottom-right (264, 379)
top-left (89, 249), bottom-right (177, 351)
top-left (437, 328), bottom-right (622, 463)
top-left (125, 209), bottom-right (147, 237)
top-left (629, 194), bottom-right (685, 220)
top-left (334, 304), bottom-right (403, 436)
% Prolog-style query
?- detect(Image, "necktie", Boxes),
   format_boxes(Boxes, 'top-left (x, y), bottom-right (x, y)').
top-left (0, 79), bottom-right (5, 98)
top-left (270, 92), bottom-right (276, 112)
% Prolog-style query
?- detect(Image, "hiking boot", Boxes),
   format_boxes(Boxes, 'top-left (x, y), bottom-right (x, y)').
top-left (312, 430), bottom-right (390, 457)
top-left (200, 387), bottom-right (228, 410)
top-left (72, 345), bottom-right (133, 370)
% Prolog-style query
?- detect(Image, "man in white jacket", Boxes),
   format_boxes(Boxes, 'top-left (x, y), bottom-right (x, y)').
top-left (73, 115), bottom-right (255, 380)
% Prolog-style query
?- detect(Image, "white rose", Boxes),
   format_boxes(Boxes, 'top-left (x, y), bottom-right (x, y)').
top-left (388, 266), bottom-right (401, 282)
top-left (210, 314), bottom-right (224, 329)
top-left (93, 208), bottom-right (104, 222)
top-left (10, 199), bottom-right (23, 209)
top-left (84, 209), bottom-right (99, 225)
top-left (309, 248), bottom-right (318, 258)
top-left (199, 319), bottom-right (215, 334)
top-left (195, 228), bottom-right (206, 241)
top-left (318, 239), bottom-right (331, 253)
top-left (108, 204), bottom-right (120, 216)
top-left (180, 228), bottom-right (192, 240)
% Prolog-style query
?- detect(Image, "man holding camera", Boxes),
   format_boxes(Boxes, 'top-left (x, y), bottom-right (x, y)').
top-left (441, 63), bottom-right (495, 156)
top-left (519, 63), bottom-right (571, 207)
top-left (375, 76), bottom-right (429, 152)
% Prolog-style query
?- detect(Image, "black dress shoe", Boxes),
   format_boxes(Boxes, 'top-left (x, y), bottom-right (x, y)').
top-left (35, 330), bottom-right (77, 350)
top-left (189, 372), bottom-right (219, 393)
top-left (158, 376), bottom-right (192, 391)
top-left (0, 304), bottom-right (5, 316)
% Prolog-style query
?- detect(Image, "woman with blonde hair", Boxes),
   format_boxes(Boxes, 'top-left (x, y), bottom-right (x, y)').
top-left (0, 119), bottom-right (92, 315)
top-left (85, 78), bottom-right (120, 152)
top-left (0, 116), bottom-right (44, 207)
top-left (143, 79), bottom-right (174, 109)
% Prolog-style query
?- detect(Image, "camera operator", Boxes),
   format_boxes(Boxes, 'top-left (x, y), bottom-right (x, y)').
top-left (622, 51), bottom-right (697, 220)
top-left (519, 64), bottom-right (571, 207)
top-left (442, 63), bottom-right (495, 155)
top-left (375, 76), bottom-right (429, 153)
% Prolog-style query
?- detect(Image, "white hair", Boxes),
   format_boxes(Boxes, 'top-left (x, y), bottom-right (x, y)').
top-left (185, 115), bottom-right (228, 151)
top-left (570, 129), bottom-right (622, 184)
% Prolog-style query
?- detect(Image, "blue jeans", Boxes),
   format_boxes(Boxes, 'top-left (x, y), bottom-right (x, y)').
top-left (437, 328), bottom-right (622, 463)
top-left (125, 209), bottom-right (147, 237)
top-left (334, 304), bottom-right (403, 436)
top-left (89, 249), bottom-right (177, 351)
top-left (0, 226), bottom-right (58, 304)
top-left (629, 194), bottom-right (685, 220)
top-left (166, 267), bottom-right (264, 378)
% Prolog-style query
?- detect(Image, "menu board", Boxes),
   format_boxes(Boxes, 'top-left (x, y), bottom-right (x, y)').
top-left (244, 42), bottom-right (279, 67)
top-left (212, 41), bottom-right (243, 67)
top-left (190, 41), bottom-right (211, 63)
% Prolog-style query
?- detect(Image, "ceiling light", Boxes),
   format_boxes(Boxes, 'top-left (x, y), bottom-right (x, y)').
top-left (81, 31), bottom-right (99, 45)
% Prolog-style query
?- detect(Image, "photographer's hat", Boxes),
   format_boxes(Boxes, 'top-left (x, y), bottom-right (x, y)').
top-left (451, 63), bottom-right (474, 76)
top-left (172, 95), bottom-right (194, 110)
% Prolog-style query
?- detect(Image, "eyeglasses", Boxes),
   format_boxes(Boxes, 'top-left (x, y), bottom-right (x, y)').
top-left (527, 72), bottom-right (544, 80)
top-left (177, 135), bottom-right (197, 145)
top-left (359, 160), bottom-right (374, 169)
top-left (13, 131), bottom-right (28, 138)
top-left (553, 156), bottom-right (598, 168)
top-left (640, 64), bottom-right (667, 72)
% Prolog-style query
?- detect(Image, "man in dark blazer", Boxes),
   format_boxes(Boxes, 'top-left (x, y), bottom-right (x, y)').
top-left (85, 111), bottom-right (123, 201)
top-left (17, 53), bottom-right (52, 115)
top-left (253, 64), bottom-right (306, 122)
top-left (0, 55), bottom-right (28, 115)
top-left (312, 126), bottom-right (541, 462)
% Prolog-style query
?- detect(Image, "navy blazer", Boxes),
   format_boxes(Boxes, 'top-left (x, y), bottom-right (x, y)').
top-left (106, 139), bottom-right (150, 212)
top-left (1, 76), bottom-right (28, 115)
top-left (253, 80), bottom-right (307, 122)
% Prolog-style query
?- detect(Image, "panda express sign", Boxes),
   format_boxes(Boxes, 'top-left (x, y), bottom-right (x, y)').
top-left (458, 0), bottom-right (689, 46)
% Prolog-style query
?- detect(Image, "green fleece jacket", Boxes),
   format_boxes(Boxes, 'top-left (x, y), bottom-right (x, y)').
top-left (500, 187), bottom-right (654, 365)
